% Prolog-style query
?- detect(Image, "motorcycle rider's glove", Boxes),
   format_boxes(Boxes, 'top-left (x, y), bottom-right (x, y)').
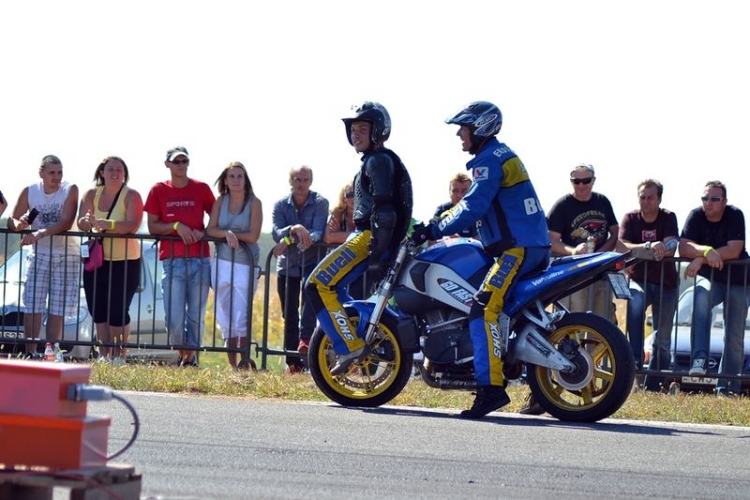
top-left (410, 223), bottom-right (437, 245)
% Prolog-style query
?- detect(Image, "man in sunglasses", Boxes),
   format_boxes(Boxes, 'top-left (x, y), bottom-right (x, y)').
top-left (145, 146), bottom-right (215, 367)
top-left (679, 180), bottom-right (749, 397)
top-left (522, 163), bottom-right (619, 414)
top-left (618, 179), bottom-right (679, 391)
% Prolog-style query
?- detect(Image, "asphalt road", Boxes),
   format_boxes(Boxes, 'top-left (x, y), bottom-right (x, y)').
top-left (86, 392), bottom-right (750, 500)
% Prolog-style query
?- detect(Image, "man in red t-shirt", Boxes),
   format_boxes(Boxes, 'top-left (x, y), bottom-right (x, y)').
top-left (144, 146), bottom-right (215, 367)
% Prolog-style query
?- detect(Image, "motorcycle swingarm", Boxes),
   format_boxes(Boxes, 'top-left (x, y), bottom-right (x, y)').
top-left (509, 324), bottom-right (577, 372)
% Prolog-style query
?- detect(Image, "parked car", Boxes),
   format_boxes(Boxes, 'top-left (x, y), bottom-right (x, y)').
top-left (644, 278), bottom-right (750, 392)
top-left (0, 240), bottom-right (177, 362)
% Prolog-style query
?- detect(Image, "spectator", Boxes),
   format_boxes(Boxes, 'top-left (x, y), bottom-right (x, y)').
top-left (144, 146), bottom-right (215, 368)
top-left (0, 189), bottom-right (6, 218)
top-left (547, 163), bottom-right (619, 320)
top-left (431, 172), bottom-right (478, 241)
top-left (306, 101), bottom-right (413, 376)
top-left (77, 156), bottom-right (144, 363)
top-left (272, 165), bottom-right (329, 374)
top-left (206, 161), bottom-right (263, 370)
top-left (324, 183), bottom-right (355, 245)
top-left (679, 180), bottom-right (749, 397)
top-left (410, 101), bottom-right (549, 418)
top-left (324, 182), bottom-right (369, 299)
top-left (523, 163), bottom-right (619, 415)
top-left (618, 179), bottom-right (679, 391)
top-left (7, 155), bottom-right (80, 356)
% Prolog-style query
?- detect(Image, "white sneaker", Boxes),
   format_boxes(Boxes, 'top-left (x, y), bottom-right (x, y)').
top-left (688, 357), bottom-right (707, 376)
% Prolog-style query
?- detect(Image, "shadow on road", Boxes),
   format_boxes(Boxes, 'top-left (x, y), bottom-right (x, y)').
top-left (345, 404), bottom-right (731, 438)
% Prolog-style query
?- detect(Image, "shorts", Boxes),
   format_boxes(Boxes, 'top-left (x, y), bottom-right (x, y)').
top-left (23, 252), bottom-right (81, 317)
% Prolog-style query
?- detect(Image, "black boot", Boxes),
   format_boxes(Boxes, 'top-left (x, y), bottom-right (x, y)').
top-left (460, 385), bottom-right (510, 419)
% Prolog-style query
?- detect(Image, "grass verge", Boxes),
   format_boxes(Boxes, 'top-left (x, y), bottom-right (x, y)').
top-left (91, 362), bottom-right (750, 427)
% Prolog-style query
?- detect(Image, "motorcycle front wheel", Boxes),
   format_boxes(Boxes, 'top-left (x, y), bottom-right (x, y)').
top-left (308, 308), bottom-right (413, 407)
top-left (526, 312), bottom-right (635, 422)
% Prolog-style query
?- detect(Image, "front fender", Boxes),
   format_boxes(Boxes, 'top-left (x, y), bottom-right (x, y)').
top-left (344, 300), bottom-right (401, 340)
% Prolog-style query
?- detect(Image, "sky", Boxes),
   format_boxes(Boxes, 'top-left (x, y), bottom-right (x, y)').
top-left (1, 1), bottom-right (748, 234)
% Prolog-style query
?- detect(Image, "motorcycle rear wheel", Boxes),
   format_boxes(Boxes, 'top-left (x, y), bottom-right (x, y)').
top-left (308, 308), bottom-right (413, 407)
top-left (526, 312), bottom-right (635, 422)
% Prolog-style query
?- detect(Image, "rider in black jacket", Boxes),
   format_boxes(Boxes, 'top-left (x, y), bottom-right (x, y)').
top-left (306, 102), bottom-right (413, 375)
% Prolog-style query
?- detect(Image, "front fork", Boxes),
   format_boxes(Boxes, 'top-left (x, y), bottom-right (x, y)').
top-left (361, 242), bottom-right (409, 344)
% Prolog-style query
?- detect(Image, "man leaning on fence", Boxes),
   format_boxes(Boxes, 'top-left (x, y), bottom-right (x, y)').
top-left (679, 180), bottom-right (750, 397)
top-left (7, 155), bottom-right (80, 356)
top-left (271, 165), bottom-right (329, 374)
top-left (144, 147), bottom-right (215, 368)
top-left (618, 179), bottom-right (679, 392)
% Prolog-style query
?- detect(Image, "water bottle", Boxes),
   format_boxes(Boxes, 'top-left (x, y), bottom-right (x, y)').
top-left (54, 343), bottom-right (63, 363)
top-left (668, 381), bottom-right (680, 396)
top-left (43, 342), bottom-right (55, 362)
top-left (585, 236), bottom-right (596, 254)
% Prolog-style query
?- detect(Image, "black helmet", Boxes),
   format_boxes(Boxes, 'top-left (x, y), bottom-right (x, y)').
top-left (342, 101), bottom-right (391, 146)
top-left (445, 101), bottom-right (502, 152)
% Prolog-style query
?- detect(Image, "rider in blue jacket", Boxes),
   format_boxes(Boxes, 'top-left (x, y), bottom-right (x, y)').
top-left (412, 101), bottom-right (551, 418)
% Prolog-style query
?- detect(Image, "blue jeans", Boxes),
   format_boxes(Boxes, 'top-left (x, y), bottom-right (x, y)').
top-left (627, 280), bottom-right (677, 390)
top-left (162, 257), bottom-right (211, 349)
top-left (691, 280), bottom-right (749, 393)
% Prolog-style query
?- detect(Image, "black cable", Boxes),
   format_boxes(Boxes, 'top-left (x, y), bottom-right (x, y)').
top-left (107, 392), bottom-right (140, 461)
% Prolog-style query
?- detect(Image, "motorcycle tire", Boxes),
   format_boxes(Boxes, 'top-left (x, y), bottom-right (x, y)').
top-left (308, 307), bottom-right (414, 408)
top-left (526, 312), bottom-right (635, 423)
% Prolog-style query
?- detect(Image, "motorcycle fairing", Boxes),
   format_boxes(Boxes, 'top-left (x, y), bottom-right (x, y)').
top-left (412, 238), bottom-right (493, 290)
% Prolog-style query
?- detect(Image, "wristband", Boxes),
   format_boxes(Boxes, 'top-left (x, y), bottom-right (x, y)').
top-left (109, 220), bottom-right (115, 231)
top-left (173, 222), bottom-right (180, 231)
top-left (703, 247), bottom-right (713, 258)
top-left (283, 236), bottom-right (292, 246)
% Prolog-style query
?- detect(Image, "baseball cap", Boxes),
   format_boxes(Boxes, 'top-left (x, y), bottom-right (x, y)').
top-left (166, 146), bottom-right (189, 161)
top-left (570, 163), bottom-right (595, 176)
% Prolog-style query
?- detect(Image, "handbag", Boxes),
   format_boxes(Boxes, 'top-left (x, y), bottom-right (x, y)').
top-left (81, 185), bottom-right (124, 272)
top-left (82, 238), bottom-right (104, 271)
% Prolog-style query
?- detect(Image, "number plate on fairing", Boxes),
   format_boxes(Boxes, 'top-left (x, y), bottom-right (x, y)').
top-left (607, 273), bottom-right (631, 299)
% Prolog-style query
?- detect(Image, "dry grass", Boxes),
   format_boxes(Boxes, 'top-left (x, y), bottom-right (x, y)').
top-left (90, 363), bottom-right (750, 426)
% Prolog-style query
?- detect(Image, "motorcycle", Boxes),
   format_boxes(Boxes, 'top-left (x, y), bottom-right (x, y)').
top-left (308, 236), bottom-right (636, 422)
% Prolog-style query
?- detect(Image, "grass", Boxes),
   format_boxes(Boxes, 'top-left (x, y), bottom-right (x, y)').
top-left (90, 363), bottom-right (750, 427)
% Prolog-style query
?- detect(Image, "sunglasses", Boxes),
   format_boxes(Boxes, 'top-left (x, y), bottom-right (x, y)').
top-left (172, 159), bottom-right (189, 165)
top-left (570, 177), bottom-right (594, 185)
top-left (345, 191), bottom-right (354, 198)
top-left (701, 196), bottom-right (723, 203)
